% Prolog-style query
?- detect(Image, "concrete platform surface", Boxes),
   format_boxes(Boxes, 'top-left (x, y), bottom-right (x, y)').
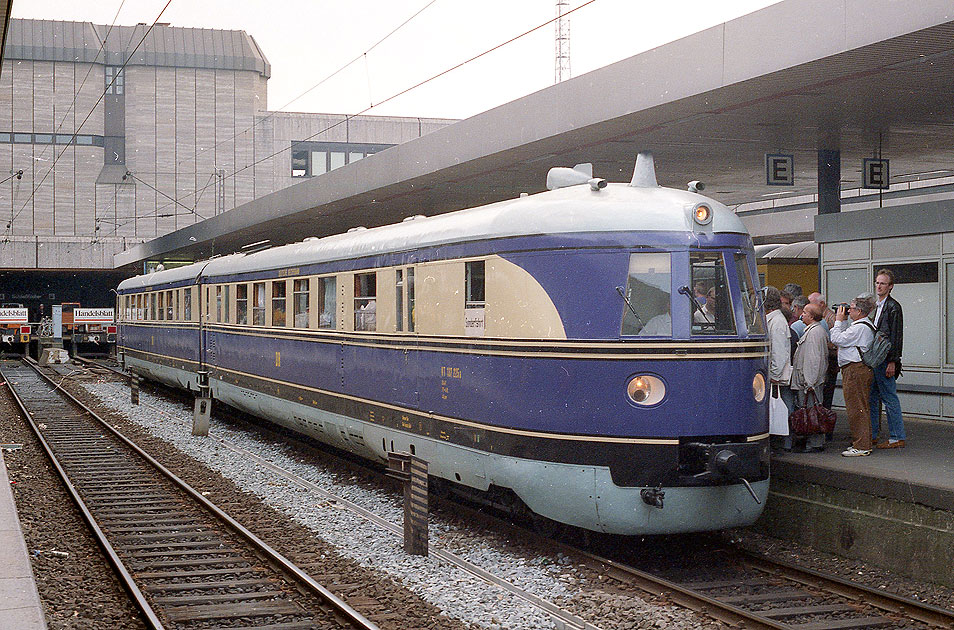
top-left (771, 415), bottom-right (954, 511)
top-left (0, 449), bottom-right (47, 630)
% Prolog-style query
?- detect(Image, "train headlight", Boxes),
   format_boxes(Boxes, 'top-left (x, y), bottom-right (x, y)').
top-left (626, 375), bottom-right (666, 406)
top-left (692, 203), bottom-right (712, 225)
top-left (752, 372), bottom-right (766, 402)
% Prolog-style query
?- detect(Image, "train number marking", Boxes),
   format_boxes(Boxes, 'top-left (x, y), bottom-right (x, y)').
top-left (440, 366), bottom-right (461, 379)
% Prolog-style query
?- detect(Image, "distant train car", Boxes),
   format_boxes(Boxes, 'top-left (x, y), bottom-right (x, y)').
top-left (756, 241), bottom-right (818, 294)
top-left (61, 303), bottom-right (117, 349)
top-left (117, 153), bottom-right (770, 535)
top-left (0, 303), bottom-right (31, 350)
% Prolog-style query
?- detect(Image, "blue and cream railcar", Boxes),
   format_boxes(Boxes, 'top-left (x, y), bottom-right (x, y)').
top-left (117, 154), bottom-right (770, 535)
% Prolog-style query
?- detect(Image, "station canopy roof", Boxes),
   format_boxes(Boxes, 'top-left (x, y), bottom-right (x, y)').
top-left (115, 0), bottom-right (954, 267)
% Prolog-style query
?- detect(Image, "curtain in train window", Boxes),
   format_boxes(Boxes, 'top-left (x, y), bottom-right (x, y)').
top-left (690, 252), bottom-right (736, 335)
top-left (318, 277), bottom-right (336, 329)
top-left (293, 279), bottom-right (309, 328)
top-left (354, 273), bottom-right (376, 331)
top-left (272, 281), bottom-right (287, 327)
top-left (236, 284), bottom-right (248, 325)
top-left (252, 282), bottom-right (266, 326)
top-left (620, 253), bottom-right (671, 337)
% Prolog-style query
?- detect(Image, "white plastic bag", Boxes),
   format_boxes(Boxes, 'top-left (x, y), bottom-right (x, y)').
top-left (769, 383), bottom-right (790, 436)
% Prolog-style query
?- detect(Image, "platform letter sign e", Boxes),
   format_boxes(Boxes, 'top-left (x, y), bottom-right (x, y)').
top-left (765, 154), bottom-right (794, 186)
top-left (863, 158), bottom-right (889, 189)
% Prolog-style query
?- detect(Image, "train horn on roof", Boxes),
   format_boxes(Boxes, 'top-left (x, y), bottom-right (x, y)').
top-left (546, 163), bottom-right (607, 191)
top-left (630, 151), bottom-right (658, 188)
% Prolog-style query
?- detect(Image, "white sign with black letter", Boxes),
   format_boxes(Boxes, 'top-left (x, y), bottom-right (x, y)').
top-left (74, 308), bottom-right (115, 323)
top-left (765, 154), bottom-right (794, 186)
top-left (863, 158), bottom-right (889, 189)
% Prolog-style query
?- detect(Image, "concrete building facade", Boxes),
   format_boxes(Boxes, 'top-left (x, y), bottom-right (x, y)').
top-left (0, 18), bottom-right (453, 276)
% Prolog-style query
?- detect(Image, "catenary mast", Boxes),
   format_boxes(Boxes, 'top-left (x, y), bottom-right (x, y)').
top-left (555, 0), bottom-right (571, 83)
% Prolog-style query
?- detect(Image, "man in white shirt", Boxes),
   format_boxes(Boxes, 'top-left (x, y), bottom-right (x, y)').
top-left (829, 295), bottom-right (876, 456)
top-left (765, 287), bottom-right (795, 450)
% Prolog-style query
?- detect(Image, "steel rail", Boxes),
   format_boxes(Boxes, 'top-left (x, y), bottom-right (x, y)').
top-left (7, 357), bottom-right (380, 630)
top-left (2, 359), bottom-right (165, 630)
top-left (740, 553), bottom-right (954, 628)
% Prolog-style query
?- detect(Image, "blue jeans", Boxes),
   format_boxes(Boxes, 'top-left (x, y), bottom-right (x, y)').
top-left (870, 361), bottom-right (905, 441)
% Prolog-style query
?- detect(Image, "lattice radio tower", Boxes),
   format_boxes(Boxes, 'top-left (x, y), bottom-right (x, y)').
top-left (555, 0), bottom-right (571, 83)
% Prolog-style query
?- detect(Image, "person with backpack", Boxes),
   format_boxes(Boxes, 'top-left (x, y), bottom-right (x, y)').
top-left (829, 295), bottom-right (876, 456)
top-left (870, 269), bottom-right (905, 448)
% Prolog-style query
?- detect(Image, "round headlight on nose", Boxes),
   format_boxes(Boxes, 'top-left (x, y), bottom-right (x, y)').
top-left (752, 372), bottom-right (766, 402)
top-left (627, 375), bottom-right (666, 406)
top-left (693, 203), bottom-right (712, 225)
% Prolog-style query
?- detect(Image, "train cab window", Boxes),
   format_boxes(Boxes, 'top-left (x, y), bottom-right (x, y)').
top-left (236, 284), bottom-right (248, 325)
top-left (166, 291), bottom-right (173, 320)
top-left (621, 253), bottom-right (671, 336)
top-left (734, 252), bottom-right (765, 335)
top-left (293, 279), bottom-right (309, 328)
top-left (318, 277), bottom-right (336, 329)
top-left (354, 273), bottom-right (376, 331)
top-left (183, 289), bottom-right (192, 321)
top-left (690, 253), bottom-right (736, 335)
top-left (272, 282), bottom-right (287, 327)
top-left (253, 282), bottom-right (266, 325)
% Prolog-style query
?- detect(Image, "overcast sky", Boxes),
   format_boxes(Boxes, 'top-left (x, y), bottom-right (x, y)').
top-left (13, 0), bottom-right (780, 120)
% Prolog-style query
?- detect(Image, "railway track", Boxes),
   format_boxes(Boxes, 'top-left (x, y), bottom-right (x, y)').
top-left (2, 358), bottom-right (379, 630)
top-left (59, 361), bottom-right (954, 630)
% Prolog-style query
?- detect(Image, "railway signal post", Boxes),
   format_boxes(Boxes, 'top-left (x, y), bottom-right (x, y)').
top-left (193, 370), bottom-right (211, 436)
top-left (387, 452), bottom-right (429, 556)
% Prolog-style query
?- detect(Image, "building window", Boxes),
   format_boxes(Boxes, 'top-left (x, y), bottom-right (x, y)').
top-left (272, 281), bottom-right (287, 327)
top-left (13, 133), bottom-right (31, 143)
top-left (312, 151), bottom-right (327, 175)
top-left (105, 66), bottom-right (124, 94)
top-left (291, 150), bottom-right (308, 177)
top-left (35, 134), bottom-right (53, 144)
top-left (318, 277), bottom-right (336, 329)
top-left (354, 273), bottom-right (376, 331)
top-left (293, 279), bottom-right (309, 328)
top-left (253, 282), bottom-right (266, 325)
top-left (236, 284), bottom-right (248, 325)
top-left (330, 151), bottom-right (346, 170)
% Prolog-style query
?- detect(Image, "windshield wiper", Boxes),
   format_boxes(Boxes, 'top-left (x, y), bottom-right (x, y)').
top-left (679, 286), bottom-right (710, 322)
top-left (615, 286), bottom-right (644, 327)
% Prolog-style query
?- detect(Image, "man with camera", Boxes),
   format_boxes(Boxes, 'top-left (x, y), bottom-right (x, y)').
top-left (829, 296), bottom-right (876, 456)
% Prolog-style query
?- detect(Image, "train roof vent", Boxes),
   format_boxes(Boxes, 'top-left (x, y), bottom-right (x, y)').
top-left (402, 214), bottom-right (426, 222)
top-left (303, 236), bottom-right (320, 242)
top-left (546, 163), bottom-right (592, 190)
top-left (347, 226), bottom-right (368, 233)
top-left (630, 151), bottom-right (658, 188)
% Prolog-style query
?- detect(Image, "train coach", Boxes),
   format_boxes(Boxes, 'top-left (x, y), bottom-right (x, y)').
top-left (117, 153), bottom-right (770, 535)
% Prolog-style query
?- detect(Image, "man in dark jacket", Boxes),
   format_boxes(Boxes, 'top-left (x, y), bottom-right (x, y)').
top-left (870, 269), bottom-right (905, 447)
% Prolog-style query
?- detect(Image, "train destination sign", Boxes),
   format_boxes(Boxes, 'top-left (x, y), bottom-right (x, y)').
top-left (73, 308), bottom-right (115, 323)
top-left (0, 308), bottom-right (29, 323)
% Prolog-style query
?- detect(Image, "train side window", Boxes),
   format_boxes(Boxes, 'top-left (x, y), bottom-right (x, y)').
top-left (621, 253), bottom-right (671, 336)
top-left (272, 281), bottom-right (287, 327)
top-left (395, 270), bottom-right (404, 332)
top-left (253, 282), bottom-right (266, 325)
top-left (215, 286), bottom-right (223, 322)
top-left (166, 290), bottom-right (173, 320)
top-left (183, 288), bottom-right (192, 321)
top-left (158, 292), bottom-right (164, 321)
top-left (354, 272), bottom-right (376, 331)
top-left (318, 277), bottom-right (336, 329)
top-left (734, 252), bottom-right (765, 335)
top-left (174, 290), bottom-right (180, 321)
top-left (136, 294), bottom-right (143, 320)
top-left (690, 252), bottom-right (736, 336)
top-left (407, 268), bottom-right (415, 332)
top-left (224, 285), bottom-right (230, 323)
top-left (236, 284), bottom-right (248, 325)
top-left (465, 261), bottom-right (485, 336)
top-left (149, 293), bottom-right (156, 320)
top-left (293, 279), bottom-right (309, 328)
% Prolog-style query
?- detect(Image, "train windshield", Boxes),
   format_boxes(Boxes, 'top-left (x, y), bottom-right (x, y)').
top-left (734, 252), bottom-right (765, 335)
top-left (620, 253), bottom-right (671, 337)
top-left (689, 253), bottom-right (736, 335)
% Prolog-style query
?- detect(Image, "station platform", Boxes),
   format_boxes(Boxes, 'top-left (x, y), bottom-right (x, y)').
top-left (0, 449), bottom-right (47, 629)
top-left (756, 414), bottom-right (954, 588)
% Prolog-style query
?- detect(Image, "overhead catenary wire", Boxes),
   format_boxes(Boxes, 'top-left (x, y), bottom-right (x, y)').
top-left (4, 0), bottom-right (175, 238)
top-left (147, 0), bottom-right (599, 220)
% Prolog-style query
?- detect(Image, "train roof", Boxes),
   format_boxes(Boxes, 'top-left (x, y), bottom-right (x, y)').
top-left (119, 180), bottom-right (747, 291)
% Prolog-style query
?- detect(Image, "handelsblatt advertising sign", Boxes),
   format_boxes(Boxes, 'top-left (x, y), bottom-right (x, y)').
top-left (0, 308), bottom-right (29, 323)
top-left (73, 308), bottom-right (115, 323)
